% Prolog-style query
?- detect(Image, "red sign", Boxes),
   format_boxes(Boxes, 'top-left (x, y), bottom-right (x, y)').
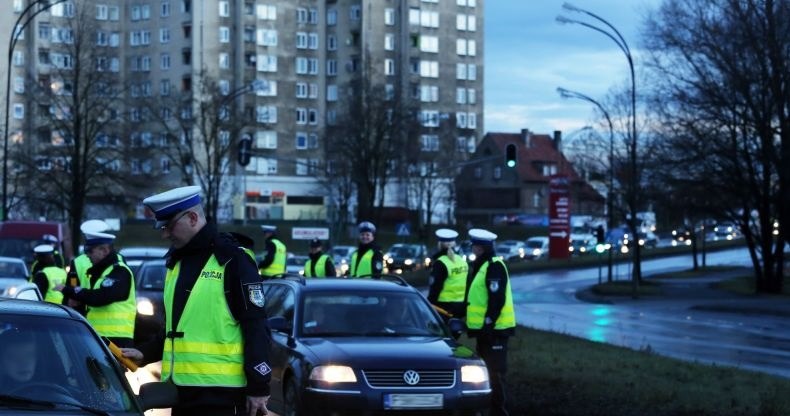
top-left (548, 175), bottom-right (570, 259)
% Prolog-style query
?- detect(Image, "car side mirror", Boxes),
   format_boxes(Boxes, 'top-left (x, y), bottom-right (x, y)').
top-left (138, 381), bottom-right (178, 411)
top-left (447, 318), bottom-right (465, 339)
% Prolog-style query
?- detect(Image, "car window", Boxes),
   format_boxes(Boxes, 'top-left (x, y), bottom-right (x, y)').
top-left (0, 316), bottom-right (137, 412)
top-left (139, 264), bottom-right (166, 290)
top-left (263, 285), bottom-right (296, 327)
top-left (0, 260), bottom-right (26, 279)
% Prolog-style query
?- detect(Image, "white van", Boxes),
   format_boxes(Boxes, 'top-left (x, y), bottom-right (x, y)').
top-left (525, 236), bottom-right (550, 260)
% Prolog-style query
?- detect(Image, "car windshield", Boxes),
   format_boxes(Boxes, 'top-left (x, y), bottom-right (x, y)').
top-left (0, 315), bottom-right (137, 412)
top-left (301, 291), bottom-right (448, 338)
top-left (0, 239), bottom-right (38, 264)
top-left (526, 240), bottom-right (544, 249)
top-left (138, 262), bottom-right (166, 290)
top-left (329, 247), bottom-right (352, 257)
top-left (0, 260), bottom-right (27, 279)
top-left (390, 246), bottom-right (418, 257)
top-left (287, 257), bottom-right (308, 266)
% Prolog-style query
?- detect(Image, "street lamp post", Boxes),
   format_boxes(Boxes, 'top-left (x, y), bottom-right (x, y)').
top-left (557, 2), bottom-right (641, 288)
top-left (3, 0), bottom-right (68, 221)
top-left (557, 87), bottom-right (615, 283)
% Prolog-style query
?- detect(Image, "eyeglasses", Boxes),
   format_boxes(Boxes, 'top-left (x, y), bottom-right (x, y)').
top-left (160, 211), bottom-right (191, 231)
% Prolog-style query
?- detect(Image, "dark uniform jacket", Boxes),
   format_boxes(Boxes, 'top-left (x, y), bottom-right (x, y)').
top-left (257, 235), bottom-right (281, 271)
top-left (307, 251), bottom-right (337, 277)
top-left (137, 223), bottom-right (272, 405)
top-left (466, 250), bottom-right (515, 337)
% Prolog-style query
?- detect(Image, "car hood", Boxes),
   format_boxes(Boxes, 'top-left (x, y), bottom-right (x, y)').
top-left (300, 337), bottom-right (479, 367)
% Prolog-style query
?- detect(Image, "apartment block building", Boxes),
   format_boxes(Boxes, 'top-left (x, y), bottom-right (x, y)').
top-left (1, 0), bottom-right (483, 223)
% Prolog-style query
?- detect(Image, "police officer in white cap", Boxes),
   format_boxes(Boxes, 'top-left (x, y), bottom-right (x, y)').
top-left (427, 228), bottom-right (469, 321)
top-left (29, 234), bottom-right (65, 280)
top-left (31, 244), bottom-right (66, 304)
top-left (57, 227), bottom-right (136, 348)
top-left (258, 224), bottom-right (287, 279)
top-left (348, 221), bottom-right (384, 278)
top-left (466, 228), bottom-right (516, 416)
top-left (122, 185), bottom-right (272, 416)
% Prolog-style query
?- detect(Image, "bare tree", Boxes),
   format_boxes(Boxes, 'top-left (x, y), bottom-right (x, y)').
top-left (324, 76), bottom-right (418, 223)
top-left (10, 5), bottom-right (149, 254)
top-left (643, 0), bottom-right (789, 293)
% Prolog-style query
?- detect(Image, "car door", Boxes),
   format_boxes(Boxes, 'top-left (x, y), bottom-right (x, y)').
top-left (262, 283), bottom-right (296, 411)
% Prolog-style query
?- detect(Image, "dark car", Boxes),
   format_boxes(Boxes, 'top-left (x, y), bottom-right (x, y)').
top-left (119, 246), bottom-right (169, 275)
top-left (384, 243), bottom-right (429, 273)
top-left (133, 259), bottom-right (167, 345)
top-left (0, 298), bottom-right (176, 414)
top-left (262, 276), bottom-right (490, 416)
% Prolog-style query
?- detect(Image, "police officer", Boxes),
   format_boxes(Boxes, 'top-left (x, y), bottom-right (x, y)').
top-left (122, 185), bottom-right (271, 416)
top-left (348, 221), bottom-right (384, 278)
top-left (466, 228), bottom-right (516, 416)
top-left (257, 224), bottom-right (286, 279)
top-left (64, 220), bottom-right (115, 315)
top-left (427, 228), bottom-right (469, 321)
top-left (30, 244), bottom-right (66, 304)
top-left (304, 238), bottom-right (336, 278)
top-left (29, 234), bottom-right (65, 280)
top-left (57, 228), bottom-right (136, 348)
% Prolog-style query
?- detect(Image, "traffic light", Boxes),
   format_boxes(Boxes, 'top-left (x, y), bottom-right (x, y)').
top-left (238, 135), bottom-right (252, 167)
top-left (505, 143), bottom-right (517, 168)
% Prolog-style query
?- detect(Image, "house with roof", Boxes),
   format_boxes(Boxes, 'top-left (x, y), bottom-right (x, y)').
top-left (455, 129), bottom-right (604, 226)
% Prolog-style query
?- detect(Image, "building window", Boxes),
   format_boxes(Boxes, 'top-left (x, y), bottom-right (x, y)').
top-left (327, 8), bottom-right (337, 25)
top-left (160, 79), bottom-right (171, 95)
top-left (350, 5), bottom-right (361, 20)
top-left (218, 1), bottom-right (229, 17)
top-left (493, 167), bottom-right (502, 179)
top-left (256, 130), bottom-right (277, 149)
top-left (257, 55), bottom-right (277, 72)
top-left (327, 35), bottom-right (337, 50)
top-left (256, 106), bottom-right (277, 123)
top-left (385, 59), bottom-right (395, 76)
top-left (257, 29), bottom-right (277, 46)
top-left (219, 53), bottom-right (230, 68)
top-left (421, 111), bottom-right (439, 127)
top-left (308, 33), bottom-right (319, 49)
top-left (256, 4), bottom-right (276, 20)
top-left (219, 27), bottom-right (230, 43)
top-left (385, 34), bottom-right (395, 51)
top-left (420, 85), bottom-right (438, 102)
top-left (420, 36), bottom-right (439, 53)
top-left (296, 108), bottom-right (307, 125)
top-left (160, 28), bottom-right (170, 43)
top-left (295, 132), bottom-right (307, 149)
top-left (12, 104), bottom-right (24, 119)
top-left (296, 82), bottom-right (308, 98)
top-left (420, 134), bottom-right (439, 152)
top-left (161, 158), bottom-right (171, 173)
top-left (327, 85), bottom-right (338, 101)
top-left (421, 11), bottom-right (439, 28)
top-left (161, 2), bottom-right (170, 17)
top-left (384, 8), bottom-right (395, 25)
top-left (161, 53), bottom-right (170, 69)
top-left (420, 61), bottom-right (439, 78)
top-left (326, 59), bottom-right (337, 76)
top-left (308, 109), bottom-right (318, 124)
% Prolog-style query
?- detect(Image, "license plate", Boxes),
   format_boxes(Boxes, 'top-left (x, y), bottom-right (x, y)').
top-left (384, 393), bottom-right (443, 409)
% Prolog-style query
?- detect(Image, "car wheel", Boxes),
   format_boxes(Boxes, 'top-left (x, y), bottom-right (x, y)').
top-left (283, 377), bottom-right (304, 416)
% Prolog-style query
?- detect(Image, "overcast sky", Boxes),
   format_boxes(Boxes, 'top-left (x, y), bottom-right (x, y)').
top-left (484, 0), bottom-right (660, 136)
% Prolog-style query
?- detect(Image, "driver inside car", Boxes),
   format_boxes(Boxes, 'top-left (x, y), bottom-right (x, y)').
top-left (0, 328), bottom-right (37, 387)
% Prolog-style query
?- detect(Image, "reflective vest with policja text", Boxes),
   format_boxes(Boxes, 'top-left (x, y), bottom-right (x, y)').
top-left (466, 258), bottom-right (516, 330)
top-left (436, 254), bottom-right (468, 303)
top-left (259, 238), bottom-right (286, 277)
top-left (86, 262), bottom-right (137, 339)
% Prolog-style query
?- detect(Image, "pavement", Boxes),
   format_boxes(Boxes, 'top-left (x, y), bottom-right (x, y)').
top-left (576, 267), bottom-right (790, 318)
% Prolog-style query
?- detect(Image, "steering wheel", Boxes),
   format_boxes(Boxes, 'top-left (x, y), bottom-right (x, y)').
top-left (6, 382), bottom-right (73, 399)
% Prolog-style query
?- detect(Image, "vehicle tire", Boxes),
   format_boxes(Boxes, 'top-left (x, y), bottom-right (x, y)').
top-left (283, 377), bottom-right (304, 416)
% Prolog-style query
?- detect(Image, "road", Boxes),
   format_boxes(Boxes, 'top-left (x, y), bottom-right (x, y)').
top-left (511, 248), bottom-right (790, 378)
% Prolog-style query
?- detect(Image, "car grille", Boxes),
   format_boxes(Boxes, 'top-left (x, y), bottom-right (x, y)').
top-left (362, 369), bottom-right (456, 388)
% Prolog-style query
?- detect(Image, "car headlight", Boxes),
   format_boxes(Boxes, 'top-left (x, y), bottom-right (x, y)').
top-left (461, 365), bottom-right (489, 383)
top-left (387, 258), bottom-right (394, 264)
top-left (532, 249), bottom-right (541, 257)
top-left (310, 365), bottom-right (357, 383)
top-left (137, 297), bottom-right (155, 316)
top-left (404, 259), bottom-right (413, 266)
top-left (468, 253), bottom-right (476, 261)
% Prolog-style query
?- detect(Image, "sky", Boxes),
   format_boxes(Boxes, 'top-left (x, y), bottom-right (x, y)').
top-left (484, 0), bottom-right (661, 136)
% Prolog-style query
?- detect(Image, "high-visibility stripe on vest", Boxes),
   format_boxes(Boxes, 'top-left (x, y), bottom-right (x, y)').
top-left (304, 254), bottom-right (330, 278)
top-left (73, 254), bottom-right (93, 288)
top-left (42, 266), bottom-right (66, 304)
top-left (349, 249), bottom-right (374, 278)
top-left (86, 262), bottom-right (136, 339)
top-left (162, 255), bottom-right (246, 387)
top-left (436, 255), bottom-right (469, 303)
top-left (259, 239), bottom-right (286, 277)
top-left (466, 258), bottom-right (516, 330)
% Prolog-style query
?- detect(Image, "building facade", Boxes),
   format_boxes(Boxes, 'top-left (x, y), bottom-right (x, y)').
top-left (1, 0), bottom-right (483, 223)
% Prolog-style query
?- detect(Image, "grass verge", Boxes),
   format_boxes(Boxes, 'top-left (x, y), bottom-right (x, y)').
top-left (469, 327), bottom-right (790, 416)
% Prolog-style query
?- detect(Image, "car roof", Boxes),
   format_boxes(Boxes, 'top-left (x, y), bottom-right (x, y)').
top-left (119, 246), bottom-right (169, 256)
top-left (0, 297), bottom-right (84, 320)
top-left (0, 256), bottom-right (25, 263)
top-left (266, 276), bottom-right (418, 294)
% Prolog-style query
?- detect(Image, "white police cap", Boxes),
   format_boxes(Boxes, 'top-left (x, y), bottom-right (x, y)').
top-left (469, 228), bottom-right (497, 246)
top-left (83, 230), bottom-right (116, 247)
top-left (358, 221), bottom-right (376, 233)
top-left (33, 244), bottom-right (54, 254)
top-left (41, 234), bottom-right (58, 243)
top-left (435, 228), bottom-right (459, 242)
top-left (80, 219), bottom-right (110, 234)
top-left (261, 225), bottom-right (277, 232)
top-left (143, 186), bottom-right (202, 228)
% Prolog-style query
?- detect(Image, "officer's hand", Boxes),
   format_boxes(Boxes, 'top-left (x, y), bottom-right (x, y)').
top-left (246, 395), bottom-right (269, 416)
top-left (120, 348), bottom-right (144, 365)
top-left (53, 284), bottom-right (65, 291)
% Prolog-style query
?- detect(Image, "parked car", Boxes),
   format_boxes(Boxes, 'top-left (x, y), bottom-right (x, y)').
top-left (713, 223), bottom-right (740, 241)
top-left (384, 243), bottom-right (430, 272)
top-left (524, 236), bottom-right (550, 260)
top-left (261, 276), bottom-right (491, 416)
top-left (0, 256), bottom-right (29, 279)
top-left (118, 246), bottom-right (169, 274)
top-left (568, 235), bottom-right (596, 255)
top-left (495, 240), bottom-right (526, 262)
top-left (0, 278), bottom-right (42, 301)
top-left (0, 298), bottom-right (177, 414)
top-left (286, 254), bottom-right (310, 275)
top-left (133, 259), bottom-right (167, 345)
top-left (328, 245), bottom-right (356, 275)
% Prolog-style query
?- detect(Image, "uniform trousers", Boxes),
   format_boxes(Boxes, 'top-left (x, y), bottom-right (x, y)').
top-left (476, 334), bottom-right (510, 416)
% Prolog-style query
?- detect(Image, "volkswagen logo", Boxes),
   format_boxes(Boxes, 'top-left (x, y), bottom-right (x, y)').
top-left (403, 370), bottom-right (420, 385)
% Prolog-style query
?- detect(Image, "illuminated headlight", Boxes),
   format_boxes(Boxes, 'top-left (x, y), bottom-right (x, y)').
top-left (299, 270), bottom-right (304, 275)
top-left (310, 365), bottom-right (357, 383)
top-left (461, 365), bottom-right (489, 383)
top-left (772, 229), bottom-right (779, 236)
top-left (671, 240), bottom-right (678, 247)
top-left (568, 246), bottom-right (574, 252)
top-left (727, 234), bottom-right (734, 240)
top-left (532, 249), bottom-right (541, 257)
top-left (404, 259), bottom-right (413, 266)
top-left (579, 247), bottom-right (586, 253)
top-left (424, 258), bottom-right (431, 266)
top-left (518, 248), bottom-right (525, 255)
top-left (620, 245), bottom-right (629, 254)
top-left (137, 298), bottom-right (155, 316)
top-left (468, 253), bottom-right (476, 261)
top-left (386, 257), bottom-right (394, 264)
top-left (7, 286), bottom-right (19, 296)
top-left (638, 239), bottom-right (645, 246)
top-left (685, 239), bottom-right (692, 246)
top-left (341, 264), bottom-right (349, 273)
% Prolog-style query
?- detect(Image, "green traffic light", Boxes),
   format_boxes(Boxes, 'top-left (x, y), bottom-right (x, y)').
top-left (506, 160), bottom-right (516, 168)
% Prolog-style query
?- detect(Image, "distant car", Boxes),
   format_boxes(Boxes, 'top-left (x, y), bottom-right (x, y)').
top-left (495, 240), bottom-right (526, 262)
top-left (262, 276), bottom-right (491, 416)
top-left (458, 240), bottom-right (477, 263)
top-left (328, 245), bottom-right (356, 275)
top-left (133, 259), bottom-right (167, 345)
top-left (568, 235), bottom-right (596, 255)
top-left (0, 278), bottom-right (43, 301)
top-left (0, 298), bottom-right (177, 414)
top-left (118, 246), bottom-right (168, 274)
top-left (524, 236), bottom-right (550, 260)
top-left (0, 255), bottom-right (29, 279)
top-left (713, 223), bottom-right (740, 241)
top-left (286, 254), bottom-right (310, 275)
top-left (384, 243), bottom-right (430, 272)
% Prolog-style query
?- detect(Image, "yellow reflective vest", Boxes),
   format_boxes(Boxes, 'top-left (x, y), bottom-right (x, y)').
top-left (162, 255), bottom-right (246, 387)
top-left (304, 254), bottom-right (330, 278)
top-left (466, 258), bottom-right (516, 330)
top-left (41, 266), bottom-right (67, 304)
top-left (259, 238), bottom-right (286, 277)
top-left (349, 249), bottom-right (374, 278)
top-left (436, 255), bottom-right (468, 303)
top-left (86, 262), bottom-right (136, 339)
